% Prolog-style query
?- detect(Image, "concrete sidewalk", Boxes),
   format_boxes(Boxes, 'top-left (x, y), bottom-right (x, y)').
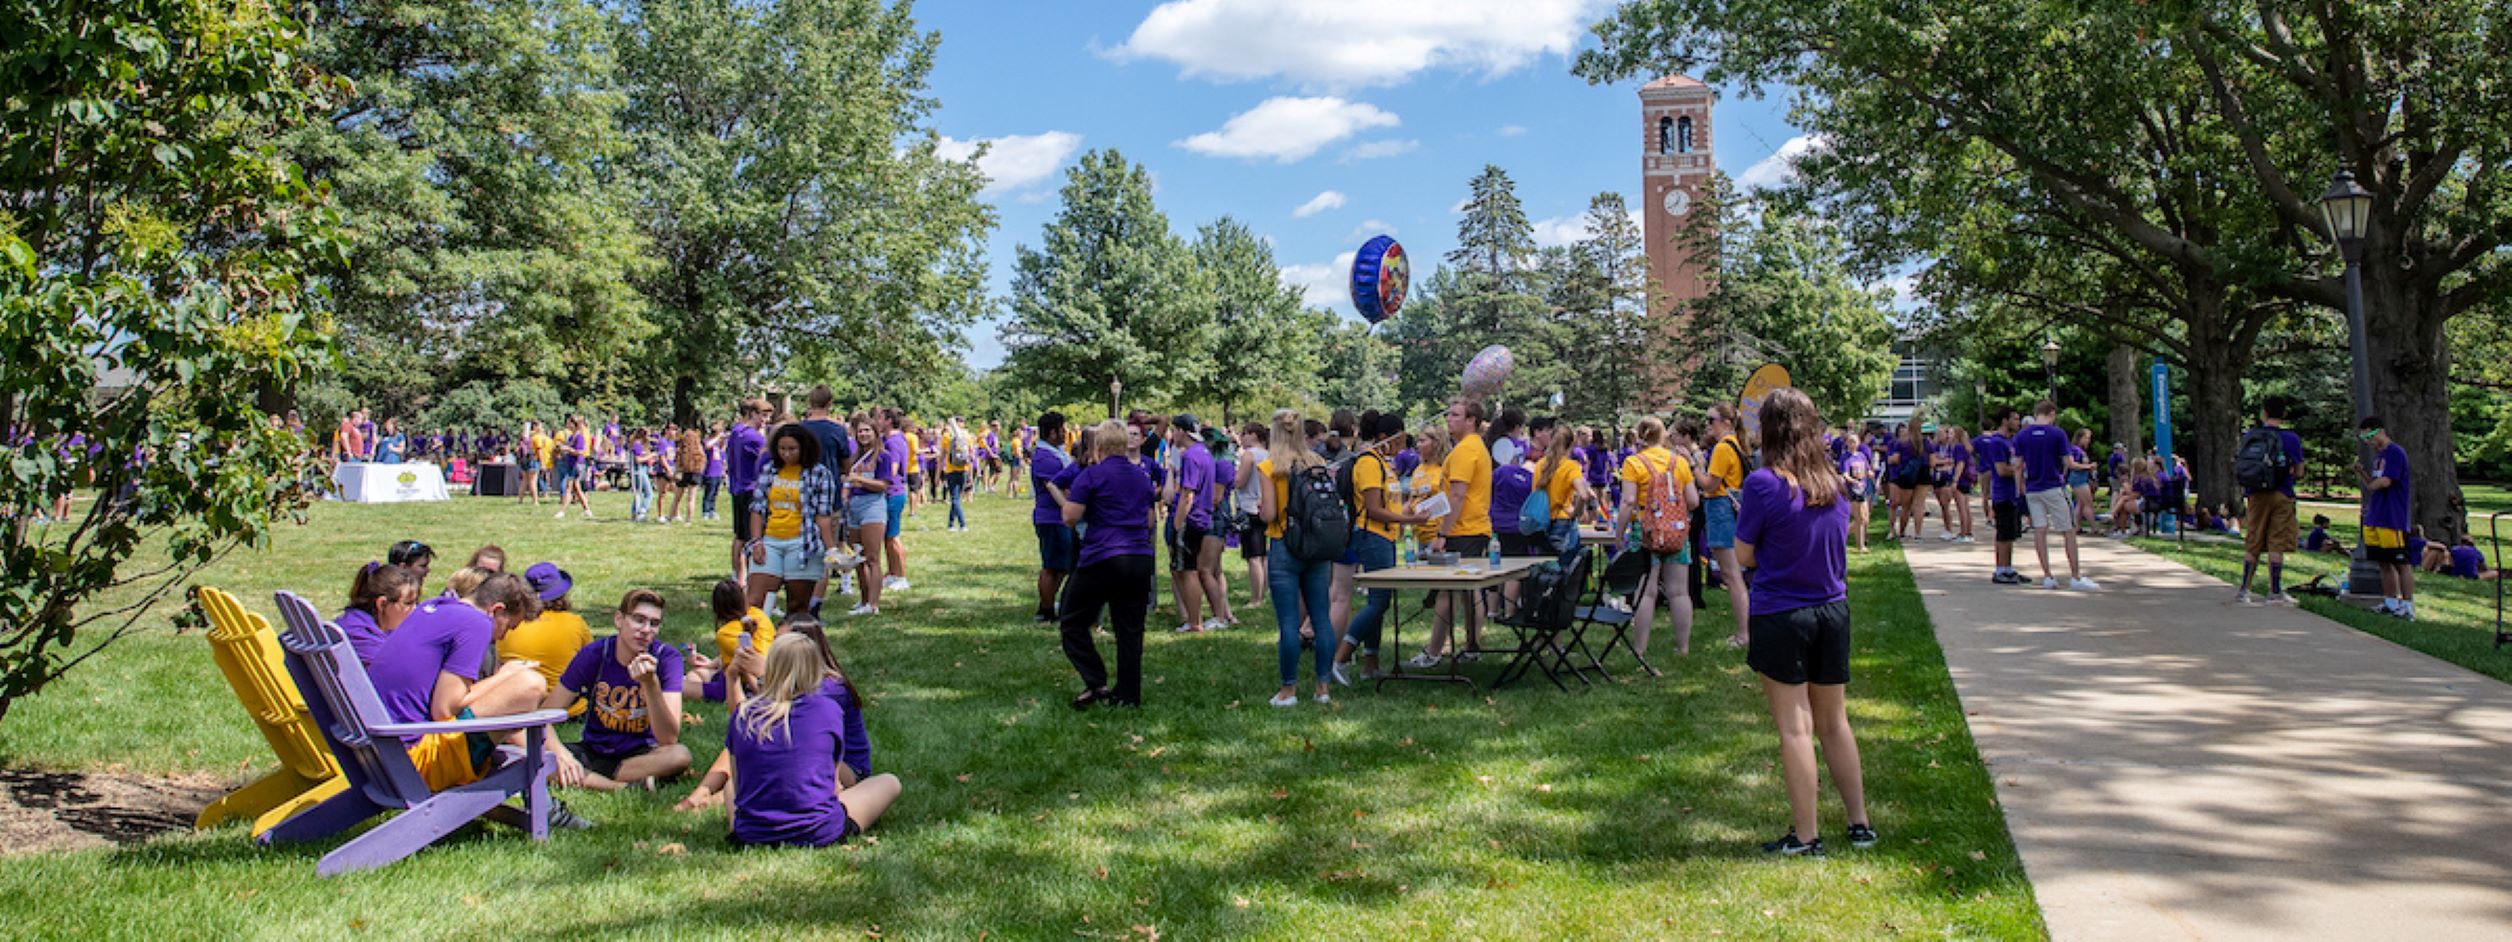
top-left (1903, 535), bottom-right (2512, 940)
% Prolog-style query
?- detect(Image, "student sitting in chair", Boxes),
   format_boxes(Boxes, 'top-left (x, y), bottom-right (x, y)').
top-left (364, 572), bottom-right (591, 828)
top-left (710, 633), bottom-right (900, 847)
top-left (538, 588), bottom-right (693, 791)
top-left (337, 561), bottom-right (421, 666)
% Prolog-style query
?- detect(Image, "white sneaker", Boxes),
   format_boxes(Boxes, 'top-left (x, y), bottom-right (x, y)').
top-left (1405, 651), bottom-right (1444, 670)
top-left (1312, 692), bottom-right (1332, 705)
top-left (2040, 577), bottom-right (2059, 590)
top-left (2267, 593), bottom-right (2298, 606)
top-left (1269, 693), bottom-right (1299, 707)
top-left (1201, 618), bottom-right (1227, 632)
top-left (1957, 535), bottom-right (1975, 544)
top-left (1330, 662), bottom-right (1352, 687)
top-left (884, 577), bottom-right (909, 592)
top-left (848, 604), bottom-right (878, 617)
top-left (1174, 623), bottom-right (1201, 633)
top-left (555, 510), bottom-right (568, 519)
top-left (2070, 577), bottom-right (2100, 591)
top-left (2234, 592), bottom-right (2260, 606)
top-left (1937, 532), bottom-right (1957, 541)
top-left (839, 573), bottom-right (857, 594)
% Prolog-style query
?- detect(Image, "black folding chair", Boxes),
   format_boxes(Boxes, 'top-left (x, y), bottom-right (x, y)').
top-left (1496, 546), bottom-right (1593, 691)
top-left (1570, 548), bottom-right (1660, 679)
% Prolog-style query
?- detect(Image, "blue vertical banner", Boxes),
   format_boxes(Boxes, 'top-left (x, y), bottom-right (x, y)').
top-left (2152, 361), bottom-right (2172, 463)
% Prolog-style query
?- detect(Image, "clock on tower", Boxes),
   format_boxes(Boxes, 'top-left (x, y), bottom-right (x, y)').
top-left (1640, 74), bottom-right (1715, 312)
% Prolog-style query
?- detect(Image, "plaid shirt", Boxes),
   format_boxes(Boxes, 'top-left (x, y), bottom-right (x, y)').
top-left (758, 463), bottom-right (841, 555)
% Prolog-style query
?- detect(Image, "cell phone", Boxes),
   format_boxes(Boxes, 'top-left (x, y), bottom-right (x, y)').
top-left (737, 632), bottom-right (753, 652)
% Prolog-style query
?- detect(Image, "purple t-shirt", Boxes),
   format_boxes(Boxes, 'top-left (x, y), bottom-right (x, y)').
top-left (704, 439), bottom-right (726, 477)
top-left (1943, 442), bottom-right (1972, 483)
top-left (1174, 444), bottom-right (1217, 530)
top-left (1135, 454), bottom-right (1166, 491)
top-left (367, 598), bottom-right (491, 741)
top-left (2365, 442), bottom-right (2411, 531)
top-left (2451, 544), bottom-right (2484, 579)
top-left (818, 676), bottom-right (872, 779)
top-left (883, 433), bottom-right (911, 497)
top-left (848, 436), bottom-right (894, 499)
top-left (727, 694), bottom-right (851, 847)
top-left (1490, 464), bottom-right (1533, 535)
top-left (336, 607), bottom-right (386, 666)
top-left (1029, 444), bottom-right (1070, 525)
top-left (1068, 459), bottom-right (1156, 568)
top-left (1735, 468), bottom-right (1851, 615)
top-left (726, 423), bottom-right (767, 495)
top-left (2013, 424), bottom-right (2070, 493)
top-left (559, 637), bottom-right (685, 758)
top-left (1974, 433), bottom-right (2018, 502)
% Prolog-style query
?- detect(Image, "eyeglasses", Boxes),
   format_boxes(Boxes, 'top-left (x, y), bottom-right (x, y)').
top-left (387, 540), bottom-right (432, 565)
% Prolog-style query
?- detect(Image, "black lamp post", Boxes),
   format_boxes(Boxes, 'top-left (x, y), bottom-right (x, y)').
top-left (2040, 337), bottom-right (2061, 404)
top-left (2320, 167), bottom-right (2381, 594)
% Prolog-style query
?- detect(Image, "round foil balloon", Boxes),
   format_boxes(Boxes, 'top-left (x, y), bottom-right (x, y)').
top-left (1738, 362), bottom-right (1794, 439)
top-left (1460, 344), bottom-right (1515, 399)
top-left (1349, 235), bottom-right (1409, 324)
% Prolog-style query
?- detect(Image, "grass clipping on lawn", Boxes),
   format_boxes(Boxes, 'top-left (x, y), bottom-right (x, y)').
top-left (0, 491), bottom-right (2043, 940)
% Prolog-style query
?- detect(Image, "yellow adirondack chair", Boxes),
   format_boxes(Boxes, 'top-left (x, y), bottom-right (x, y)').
top-left (194, 586), bottom-right (346, 836)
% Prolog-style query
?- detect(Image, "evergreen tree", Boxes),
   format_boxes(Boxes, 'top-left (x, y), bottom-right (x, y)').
top-left (1192, 217), bottom-right (1316, 425)
top-left (998, 149), bottom-right (1212, 416)
top-left (1549, 193), bottom-right (1658, 422)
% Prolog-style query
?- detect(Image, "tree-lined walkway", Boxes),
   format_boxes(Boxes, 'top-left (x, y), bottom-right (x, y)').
top-left (1904, 537), bottom-right (2512, 940)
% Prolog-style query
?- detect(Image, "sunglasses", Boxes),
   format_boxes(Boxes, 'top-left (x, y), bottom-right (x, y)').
top-left (388, 540), bottom-right (432, 565)
top-left (2357, 429), bottom-right (2382, 443)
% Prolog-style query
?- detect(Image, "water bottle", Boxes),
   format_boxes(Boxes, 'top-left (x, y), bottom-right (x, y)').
top-left (1488, 541), bottom-right (1502, 568)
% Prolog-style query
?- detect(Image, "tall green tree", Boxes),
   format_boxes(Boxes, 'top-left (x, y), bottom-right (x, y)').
top-left (1192, 217), bottom-right (1316, 425)
top-left (1581, 0), bottom-right (2512, 535)
top-left (1423, 165), bottom-right (1563, 406)
top-left (0, 0), bottom-right (344, 720)
top-left (1708, 208), bottom-right (1900, 425)
top-left (1318, 318), bottom-right (1401, 415)
top-left (292, 0), bottom-right (653, 414)
top-left (621, 0), bottom-right (994, 423)
top-left (1547, 192), bottom-right (1659, 422)
top-left (998, 149), bottom-right (1212, 416)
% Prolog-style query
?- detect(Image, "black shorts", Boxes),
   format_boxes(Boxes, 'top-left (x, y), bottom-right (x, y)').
top-left (1992, 498), bottom-right (2023, 543)
top-left (1446, 535), bottom-right (1491, 559)
top-left (1168, 524), bottom-right (1210, 572)
top-left (678, 471), bottom-right (701, 488)
top-left (732, 492), bottom-right (758, 541)
top-left (1747, 600), bottom-right (1852, 686)
top-left (2365, 544), bottom-right (2412, 565)
top-left (1496, 531), bottom-right (1540, 557)
top-left (1240, 518), bottom-right (1269, 559)
top-left (565, 740), bottom-right (656, 780)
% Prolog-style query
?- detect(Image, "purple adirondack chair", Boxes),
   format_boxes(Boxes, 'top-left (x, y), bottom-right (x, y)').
top-left (262, 590), bottom-right (569, 876)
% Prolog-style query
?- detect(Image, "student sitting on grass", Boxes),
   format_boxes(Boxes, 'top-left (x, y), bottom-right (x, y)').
top-left (684, 578), bottom-right (776, 702)
top-left (365, 572), bottom-right (591, 828)
top-left (466, 544), bottom-right (506, 574)
top-left (337, 561), bottom-right (421, 666)
top-left (539, 588), bottom-right (692, 791)
top-left (2304, 514), bottom-right (2349, 555)
top-left (677, 614), bottom-right (875, 811)
top-left (714, 634), bottom-right (900, 847)
top-left (2445, 537), bottom-right (2498, 580)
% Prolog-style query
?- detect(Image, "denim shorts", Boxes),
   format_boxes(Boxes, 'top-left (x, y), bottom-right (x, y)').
top-left (1704, 494), bottom-right (1739, 549)
top-left (1035, 523), bottom-right (1078, 572)
top-left (759, 535), bottom-right (825, 583)
top-left (846, 493), bottom-right (889, 530)
top-left (884, 494), bottom-right (906, 539)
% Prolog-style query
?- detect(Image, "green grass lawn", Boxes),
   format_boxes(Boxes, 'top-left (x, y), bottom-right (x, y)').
top-left (2133, 516), bottom-right (2512, 685)
top-left (0, 491), bottom-right (2042, 940)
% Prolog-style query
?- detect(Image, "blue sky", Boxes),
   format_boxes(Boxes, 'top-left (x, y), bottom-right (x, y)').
top-left (914, 0), bottom-right (1815, 368)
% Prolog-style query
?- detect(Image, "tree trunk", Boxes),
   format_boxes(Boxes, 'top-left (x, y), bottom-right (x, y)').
top-left (672, 373), bottom-right (698, 428)
top-left (2362, 270), bottom-right (2461, 540)
top-left (2107, 342), bottom-right (2143, 456)
top-left (2184, 343), bottom-right (2244, 515)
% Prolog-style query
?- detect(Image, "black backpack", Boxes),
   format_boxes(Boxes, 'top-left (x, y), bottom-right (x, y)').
top-left (1283, 462), bottom-right (1353, 562)
top-left (2233, 427), bottom-right (2286, 494)
top-left (1332, 450), bottom-right (1376, 531)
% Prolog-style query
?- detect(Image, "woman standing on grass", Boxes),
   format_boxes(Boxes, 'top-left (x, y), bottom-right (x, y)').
top-left (1612, 417), bottom-right (1699, 658)
top-left (1257, 409), bottom-right (1337, 708)
top-left (1233, 423), bottom-right (1271, 612)
top-left (702, 421), bottom-right (728, 521)
top-left (1049, 421), bottom-right (1156, 710)
top-left (557, 415), bottom-right (596, 520)
top-left (1739, 386), bottom-right (1874, 857)
top-left (747, 423), bottom-right (841, 616)
top-left (626, 429), bottom-right (657, 522)
top-left (516, 420), bottom-right (544, 507)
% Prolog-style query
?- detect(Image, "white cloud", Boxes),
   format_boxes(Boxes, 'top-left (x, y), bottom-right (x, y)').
top-left (1293, 190), bottom-right (1348, 218)
top-left (1529, 207), bottom-right (1644, 248)
top-left (1178, 97), bottom-right (1400, 163)
top-left (1279, 251), bottom-right (1360, 308)
top-left (1735, 134), bottom-right (1826, 192)
top-left (1347, 220), bottom-right (1396, 241)
top-left (1449, 197), bottom-right (1471, 214)
top-left (1498, 124), bottom-right (1528, 137)
top-left (1344, 139), bottom-right (1419, 161)
top-left (934, 131), bottom-right (1083, 197)
top-left (1115, 0), bottom-right (1609, 88)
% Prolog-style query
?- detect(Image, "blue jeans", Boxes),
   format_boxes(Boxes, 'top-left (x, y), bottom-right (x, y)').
top-left (630, 467), bottom-right (654, 519)
top-left (702, 474), bottom-right (724, 515)
top-left (1266, 542), bottom-right (1336, 686)
top-left (945, 470), bottom-right (968, 528)
top-left (1343, 531), bottom-right (1399, 656)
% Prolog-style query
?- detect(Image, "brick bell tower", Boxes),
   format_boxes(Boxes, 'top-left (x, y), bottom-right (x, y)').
top-left (1640, 75), bottom-right (1716, 405)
